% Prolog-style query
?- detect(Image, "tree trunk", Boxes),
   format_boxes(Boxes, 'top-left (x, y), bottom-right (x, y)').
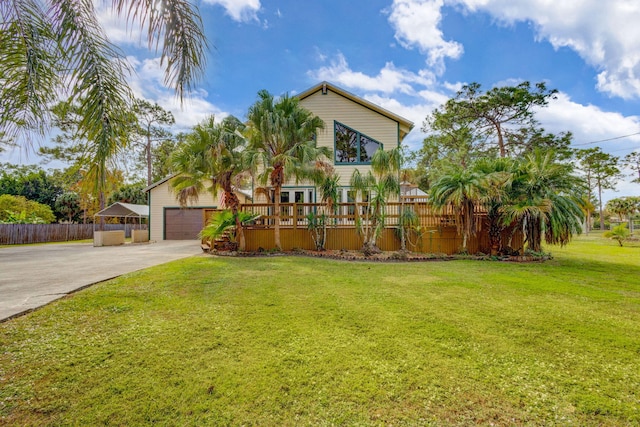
top-left (528, 218), bottom-right (542, 253)
top-left (489, 222), bottom-right (502, 255)
top-left (362, 240), bottom-right (381, 256)
top-left (99, 190), bottom-right (105, 231)
top-left (224, 189), bottom-right (244, 251)
top-left (274, 186), bottom-right (281, 250)
top-left (598, 182), bottom-right (604, 230)
top-left (496, 124), bottom-right (506, 158)
top-left (321, 211), bottom-right (327, 251)
top-left (362, 202), bottom-right (381, 254)
top-left (585, 183), bottom-right (592, 234)
top-left (400, 198), bottom-right (406, 252)
top-left (146, 133), bottom-right (152, 186)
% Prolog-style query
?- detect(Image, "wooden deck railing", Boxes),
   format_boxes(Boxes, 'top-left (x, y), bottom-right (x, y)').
top-left (234, 202), bottom-right (509, 255)
top-left (239, 202), bottom-right (482, 229)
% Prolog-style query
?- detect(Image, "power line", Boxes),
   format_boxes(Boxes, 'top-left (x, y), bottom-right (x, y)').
top-left (572, 131), bottom-right (640, 146)
top-left (608, 146), bottom-right (640, 153)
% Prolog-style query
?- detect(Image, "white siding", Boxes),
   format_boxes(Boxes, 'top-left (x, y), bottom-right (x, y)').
top-left (148, 179), bottom-right (220, 241)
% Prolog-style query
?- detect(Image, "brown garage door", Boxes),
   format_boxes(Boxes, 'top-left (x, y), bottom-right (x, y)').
top-left (164, 208), bottom-right (204, 240)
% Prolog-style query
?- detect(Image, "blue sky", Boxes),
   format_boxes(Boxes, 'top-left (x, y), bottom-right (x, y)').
top-left (4, 0), bottom-right (640, 199)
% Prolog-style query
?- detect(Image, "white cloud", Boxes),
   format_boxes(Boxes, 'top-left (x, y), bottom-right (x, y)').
top-left (308, 52), bottom-right (436, 94)
top-left (536, 92), bottom-right (640, 200)
top-left (451, 0), bottom-right (640, 99)
top-left (385, 1), bottom-right (640, 98)
top-left (537, 92), bottom-right (640, 150)
top-left (156, 94), bottom-right (229, 130)
top-left (94, 2), bottom-right (146, 48)
top-left (386, 0), bottom-right (464, 72)
top-left (126, 57), bottom-right (228, 130)
top-left (364, 94), bottom-right (437, 151)
top-left (307, 52), bottom-right (462, 151)
top-left (202, 0), bottom-right (261, 23)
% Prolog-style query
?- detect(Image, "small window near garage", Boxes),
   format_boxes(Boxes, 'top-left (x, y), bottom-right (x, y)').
top-left (334, 121), bottom-right (381, 164)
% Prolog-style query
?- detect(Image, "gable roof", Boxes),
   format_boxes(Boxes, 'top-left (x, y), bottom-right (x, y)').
top-left (144, 174), bottom-right (253, 201)
top-left (296, 81), bottom-right (414, 141)
top-left (143, 174), bottom-right (176, 193)
top-left (95, 202), bottom-right (149, 218)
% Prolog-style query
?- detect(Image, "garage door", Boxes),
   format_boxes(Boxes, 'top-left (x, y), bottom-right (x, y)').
top-left (164, 208), bottom-right (204, 240)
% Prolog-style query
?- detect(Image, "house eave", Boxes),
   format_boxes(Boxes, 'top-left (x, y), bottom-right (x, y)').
top-left (296, 81), bottom-right (414, 141)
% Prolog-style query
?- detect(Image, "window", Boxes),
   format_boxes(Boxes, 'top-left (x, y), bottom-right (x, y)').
top-left (280, 192), bottom-right (290, 218)
top-left (279, 189), bottom-right (315, 223)
top-left (336, 188), bottom-right (370, 221)
top-left (334, 122), bottom-right (381, 164)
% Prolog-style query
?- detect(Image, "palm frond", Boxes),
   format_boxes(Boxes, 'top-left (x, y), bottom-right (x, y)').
top-left (50, 0), bottom-right (135, 191)
top-left (0, 0), bottom-right (59, 141)
top-left (113, 0), bottom-right (208, 100)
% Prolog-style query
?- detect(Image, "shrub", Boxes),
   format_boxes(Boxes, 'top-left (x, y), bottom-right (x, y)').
top-left (604, 223), bottom-right (631, 247)
top-left (0, 194), bottom-right (56, 223)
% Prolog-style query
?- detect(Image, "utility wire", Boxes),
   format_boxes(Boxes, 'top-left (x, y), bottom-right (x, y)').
top-left (572, 131), bottom-right (640, 146)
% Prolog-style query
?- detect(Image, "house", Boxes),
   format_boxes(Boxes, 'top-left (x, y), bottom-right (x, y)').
top-left (144, 175), bottom-right (252, 241)
top-left (271, 81), bottom-right (414, 205)
top-left (146, 81), bottom-right (413, 241)
top-left (400, 181), bottom-right (428, 202)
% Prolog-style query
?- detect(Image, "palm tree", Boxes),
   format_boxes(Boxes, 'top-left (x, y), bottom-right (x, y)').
top-left (1, 0), bottom-right (206, 141)
top-left (606, 197), bottom-right (637, 233)
top-left (246, 90), bottom-right (330, 250)
top-left (472, 157), bottom-right (515, 255)
top-left (350, 147), bottom-right (402, 254)
top-left (200, 210), bottom-right (259, 251)
top-left (429, 164), bottom-right (486, 253)
top-left (604, 223), bottom-right (631, 247)
top-left (307, 172), bottom-right (340, 251)
top-left (170, 116), bottom-right (249, 249)
top-left (2, 0), bottom-right (207, 216)
top-left (502, 151), bottom-right (584, 253)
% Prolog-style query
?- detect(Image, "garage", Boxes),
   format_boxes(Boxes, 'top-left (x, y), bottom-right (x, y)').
top-left (146, 175), bottom-right (252, 241)
top-left (164, 208), bottom-right (205, 240)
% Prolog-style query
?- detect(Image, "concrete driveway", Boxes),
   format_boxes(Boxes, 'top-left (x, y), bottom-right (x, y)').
top-left (0, 241), bottom-right (202, 321)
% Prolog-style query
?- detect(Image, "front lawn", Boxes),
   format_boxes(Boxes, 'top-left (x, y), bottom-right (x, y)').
top-left (1, 235), bottom-right (639, 425)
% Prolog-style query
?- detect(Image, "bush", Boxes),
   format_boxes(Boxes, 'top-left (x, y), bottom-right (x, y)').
top-left (604, 223), bottom-right (631, 247)
top-left (0, 194), bottom-right (56, 223)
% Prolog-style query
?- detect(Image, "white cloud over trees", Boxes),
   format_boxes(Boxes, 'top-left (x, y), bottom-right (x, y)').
top-left (387, 0), bottom-right (640, 99)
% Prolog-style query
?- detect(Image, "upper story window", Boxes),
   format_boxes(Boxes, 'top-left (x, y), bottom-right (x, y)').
top-left (334, 121), bottom-right (382, 164)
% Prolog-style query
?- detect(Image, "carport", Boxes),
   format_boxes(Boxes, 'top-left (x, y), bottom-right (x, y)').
top-left (93, 202), bottom-right (149, 246)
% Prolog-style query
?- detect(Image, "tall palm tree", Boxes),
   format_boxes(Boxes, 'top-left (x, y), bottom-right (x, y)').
top-left (307, 172), bottom-right (340, 251)
top-left (2, 0), bottom-right (207, 211)
top-left (472, 157), bottom-right (515, 255)
top-left (170, 116), bottom-right (249, 249)
top-left (429, 164), bottom-right (486, 253)
top-left (246, 90), bottom-right (329, 250)
top-left (503, 150), bottom-right (584, 252)
top-left (350, 147), bottom-right (402, 254)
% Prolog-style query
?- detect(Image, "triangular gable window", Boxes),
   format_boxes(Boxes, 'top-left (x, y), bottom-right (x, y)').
top-left (334, 121), bottom-right (381, 164)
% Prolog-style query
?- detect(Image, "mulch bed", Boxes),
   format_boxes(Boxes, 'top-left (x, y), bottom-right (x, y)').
top-left (208, 249), bottom-right (551, 263)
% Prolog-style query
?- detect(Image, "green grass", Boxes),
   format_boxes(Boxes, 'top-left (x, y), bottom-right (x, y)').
top-left (1, 235), bottom-right (639, 426)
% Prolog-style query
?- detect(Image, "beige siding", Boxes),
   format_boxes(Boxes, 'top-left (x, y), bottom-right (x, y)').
top-left (148, 179), bottom-right (220, 241)
top-left (299, 89), bottom-right (400, 187)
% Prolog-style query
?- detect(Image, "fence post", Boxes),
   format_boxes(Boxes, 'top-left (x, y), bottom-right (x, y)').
top-left (293, 204), bottom-right (297, 230)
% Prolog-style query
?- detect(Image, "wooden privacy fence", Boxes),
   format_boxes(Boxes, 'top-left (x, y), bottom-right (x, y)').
top-left (238, 202), bottom-right (521, 255)
top-left (0, 224), bottom-right (148, 245)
